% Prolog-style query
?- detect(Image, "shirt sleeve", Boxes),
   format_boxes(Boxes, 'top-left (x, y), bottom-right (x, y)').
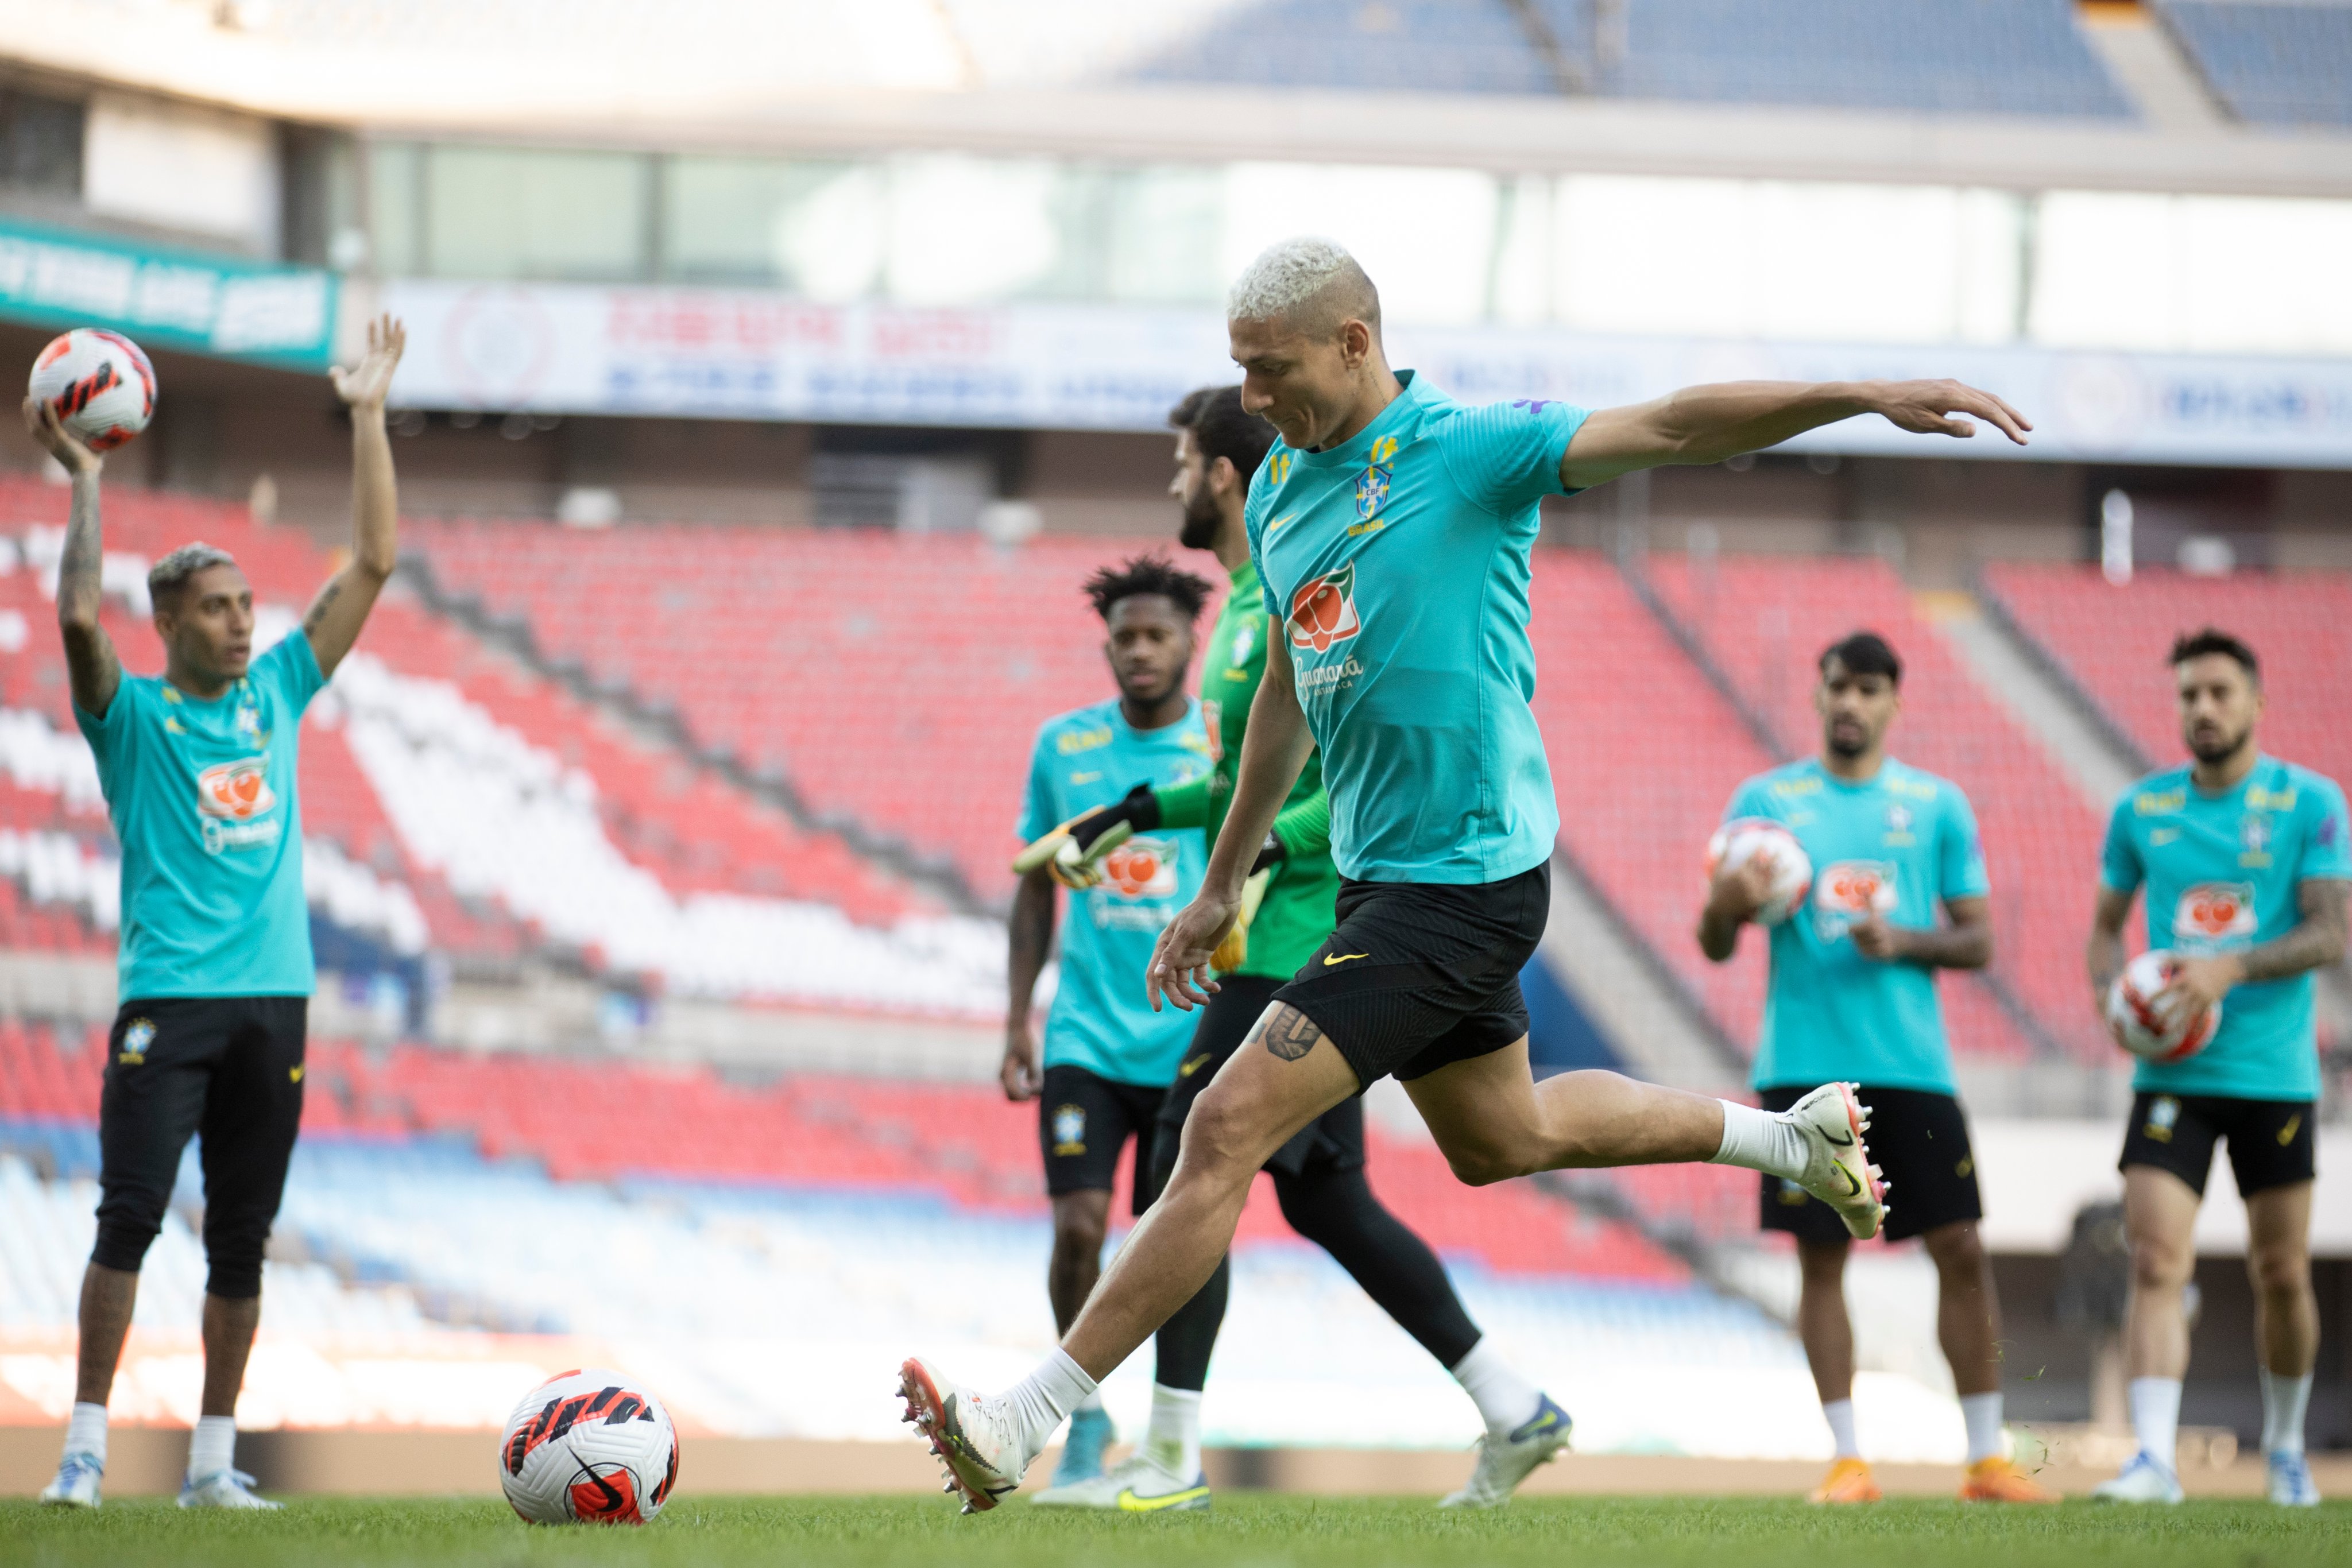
top-left (1016, 727), bottom-right (1058, 844)
top-left (71, 676), bottom-right (138, 777)
top-left (1244, 469), bottom-right (1280, 621)
top-left (1721, 777), bottom-right (1769, 825)
top-left (1271, 787), bottom-right (1332, 861)
top-left (260, 630), bottom-right (327, 717)
top-left (2099, 794), bottom-right (2144, 895)
top-left (2296, 776), bottom-right (2352, 884)
top-left (1437, 398), bottom-right (1592, 516)
top-left (1939, 787), bottom-right (1991, 903)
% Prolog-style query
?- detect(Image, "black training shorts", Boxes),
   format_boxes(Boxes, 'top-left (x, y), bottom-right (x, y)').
top-left (94, 995), bottom-right (307, 1299)
top-left (1758, 1083), bottom-right (1983, 1245)
top-left (2119, 1092), bottom-right (2316, 1200)
top-left (1272, 862), bottom-right (1549, 1090)
top-left (1154, 974), bottom-right (1365, 1190)
top-left (1038, 1063), bottom-right (1161, 1214)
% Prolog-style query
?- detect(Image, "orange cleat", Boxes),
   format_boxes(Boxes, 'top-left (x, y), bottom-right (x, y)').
top-left (1960, 1455), bottom-right (2061, 1504)
top-left (1808, 1457), bottom-right (1882, 1504)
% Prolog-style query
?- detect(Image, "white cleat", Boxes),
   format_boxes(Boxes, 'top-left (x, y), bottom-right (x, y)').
top-left (1785, 1082), bottom-right (1887, 1240)
top-left (177, 1468), bottom-right (281, 1509)
top-left (899, 1357), bottom-right (1027, 1514)
top-left (1032, 1452), bottom-right (1212, 1512)
top-left (1438, 1394), bottom-right (1571, 1508)
top-left (2268, 1450), bottom-right (2321, 1507)
top-left (2092, 1451), bottom-right (2184, 1505)
top-left (38, 1451), bottom-right (102, 1508)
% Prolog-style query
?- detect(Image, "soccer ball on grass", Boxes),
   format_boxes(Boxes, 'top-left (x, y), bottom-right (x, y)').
top-left (498, 1368), bottom-right (679, 1525)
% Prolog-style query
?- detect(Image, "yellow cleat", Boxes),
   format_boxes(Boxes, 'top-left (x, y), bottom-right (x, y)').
top-left (1808, 1457), bottom-right (1881, 1505)
top-left (1960, 1455), bottom-right (2060, 1504)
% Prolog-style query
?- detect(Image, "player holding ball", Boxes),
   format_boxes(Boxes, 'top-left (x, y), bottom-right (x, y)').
top-left (2088, 629), bottom-right (2349, 1508)
top-left (1698, 632), bottom-right (2055, 1505)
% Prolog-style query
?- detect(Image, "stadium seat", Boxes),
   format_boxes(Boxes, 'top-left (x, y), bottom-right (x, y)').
top-left (2157, 1), bottom-right (2352, 128)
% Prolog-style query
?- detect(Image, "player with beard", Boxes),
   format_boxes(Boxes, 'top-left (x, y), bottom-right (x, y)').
top-left (1027, 386), bottom-right (1562, 1513)
top-left (1699, 632), bottom-right (2055, 1505)
top-left (903, 238), bottom-right (2032, 1513)
top-left (2088, 630), bottom-right (2347, 1508)
top-left (1004, 556), bottom-right (1214, 1491)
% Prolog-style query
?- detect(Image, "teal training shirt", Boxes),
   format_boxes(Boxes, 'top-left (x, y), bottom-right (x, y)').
top-left (1017, 698), bottom-right (1212, 1088)
top-left (74, 633), bottom-right (325, 1002)
top-left (2099, 756), bottom-right (2351, 1101)
top-left (1245, 371), bottom-right (1587, 884)
top-left (1727, 757), bottom-right (1989, 1095)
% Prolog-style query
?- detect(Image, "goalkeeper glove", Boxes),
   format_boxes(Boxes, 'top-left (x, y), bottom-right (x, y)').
top-left (1210, 868), bottom-right (1275, 974)
top-left (1010, 783), bottom-right (1162, 891)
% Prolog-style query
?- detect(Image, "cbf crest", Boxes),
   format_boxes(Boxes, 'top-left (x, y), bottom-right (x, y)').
top-left (1355, 435), bottom-right (1399, 521)
top-left (1051, 1103), bottom-right (1087, 1156)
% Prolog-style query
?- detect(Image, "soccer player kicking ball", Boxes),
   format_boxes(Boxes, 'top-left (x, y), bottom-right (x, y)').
top-left (32, 317), bottom-right (406, 1510)
top-left (1026, 385), bottom-right (1564, 1514)
top-left (1004, 557), bottom-right (1216, 1490)
top-left (2088, 630), bottom-right (2347, 1508)
top-left (1697, 632), bottom-right (2055, 1506)
top-left (902, 238), bottom-right (2030, 1512)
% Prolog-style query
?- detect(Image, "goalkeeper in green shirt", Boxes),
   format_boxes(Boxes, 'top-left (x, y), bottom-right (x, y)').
top-left (1023, 388), bottom-right (1561, 1512)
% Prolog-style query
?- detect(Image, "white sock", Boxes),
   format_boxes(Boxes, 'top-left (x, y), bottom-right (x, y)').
top-left (1073, 1389), bottom-right (1105, 1416)
top-left (1960, 1391), bottom-right (2005, 1465)
top-left (1142, 1383), bottom-right (1202, 1480)
top-left (2260, 1368), bottom-right (2312, 1458)
top-left (1007, 1348), bottom-right (1097, 1461)
top-left (1821, 1397), bottom-right (1860, 1460)
top-left (188, 1415), bottom-right (235, 1481)
top-left (1709, 1101), bottom-right (1809, 1182)
top-left (64, 1401), bottom-right (107, 1465)
top-left (2129, 1376), bottom-right (2182, 1473)
top-left (1450, 1335), bottom-right (1544, 1434)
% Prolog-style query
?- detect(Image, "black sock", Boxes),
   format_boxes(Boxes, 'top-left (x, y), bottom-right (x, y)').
top-left (1275, 1163), bottom-right (1481, 1368)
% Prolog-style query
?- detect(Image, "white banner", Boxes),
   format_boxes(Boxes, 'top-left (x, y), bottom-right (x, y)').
top-left (383, 279), bottom-right (2352, 469)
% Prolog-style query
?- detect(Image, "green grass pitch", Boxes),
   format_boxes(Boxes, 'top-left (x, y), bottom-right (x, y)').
top-left (3, 1495), bottom-right (2346, 1568)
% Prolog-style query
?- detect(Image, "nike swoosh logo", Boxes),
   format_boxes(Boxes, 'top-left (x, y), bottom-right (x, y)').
top-left (1507, 1400), bottom-right (1568, 1445)
top-left (1822, 1129), bottom-right (1854, 1148)
top-left (1117, 1484), bottom-right (1210, 1512)
top-left (1178, 1054), bottom-right (1212, 1079)
top-left (1266, 512), bottom-right (1297, 535)
top-left (1322, 953), bottom-right (1370, 967)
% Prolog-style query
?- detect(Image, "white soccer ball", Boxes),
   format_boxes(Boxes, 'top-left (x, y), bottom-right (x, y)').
top-left (2106, 948), bottom-right (2221, 1063)
top-left (1705, 818), bottom-right (1813, 927)
top-left (498, 1368), bottom-right (679, 1526)
top-left (28, 329), bottom-right (156, 452)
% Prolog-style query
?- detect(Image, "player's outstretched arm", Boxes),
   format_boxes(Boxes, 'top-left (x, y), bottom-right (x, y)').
top-left (1148, 637), bottom-right (1314, 1012)
top-left (1560, 379), bottom-right (2030, 491)
top-left (25, 399), bottom-right (119, 718)
top-left (1003, 864), bottom-right (1056, 1101)
top-left (303, 315), bottom-right (406, 677)
top-left (2162, 878), bottom-right (2351, 1017)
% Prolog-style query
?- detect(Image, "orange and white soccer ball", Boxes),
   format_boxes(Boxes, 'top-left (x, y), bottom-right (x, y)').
top-left (499, 1368), bottom-right (679, 1526)
top-left (28, 329), bottom-right (156, 452)
top-left (1705, 818), bottom-right (1813, 926)
top-left (2106, 948), bottom-right (2221, 1063)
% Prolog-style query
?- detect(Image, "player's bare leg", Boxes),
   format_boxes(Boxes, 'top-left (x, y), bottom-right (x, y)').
top-left (40, 1264), bottom-right (136, 1506)
top-left (1790, 1240), bottom-right (1877, 1502)
top-left (2247, 1180), bottom-right (2320, 1504)
top-left (2098, 1164), bottom-right (2199, 1503)
top-left (1924, 1220), bottom-right (2054, 1501)
top-left (1398, 1042), bottom-right (1727, 1179)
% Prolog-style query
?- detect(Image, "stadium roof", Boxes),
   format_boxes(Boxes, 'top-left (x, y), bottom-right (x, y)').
top-left (2, 0), bottom-right (2348, 196)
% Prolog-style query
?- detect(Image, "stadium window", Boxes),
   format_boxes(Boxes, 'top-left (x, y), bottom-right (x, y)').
top-left (0, 86), bottom-right (82, 196)
top-left (881, 154), bottom-right (1062, 307)
top-left (662, 155), bottom-right (860, 288)
top-left (423, 145), bottom-right (653, 283)
top-left (365, 141), bottom-right (424, 277)
top-left (1100, 164), bottom-right (1223, 307)
top-left (1223, 162), bottom-right (1497, 328)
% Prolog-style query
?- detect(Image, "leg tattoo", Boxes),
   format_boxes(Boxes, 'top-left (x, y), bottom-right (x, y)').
top-left (1246, 1004), bottom-right (1324, 1063)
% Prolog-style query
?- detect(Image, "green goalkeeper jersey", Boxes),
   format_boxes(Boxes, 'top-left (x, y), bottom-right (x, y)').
top-left (1154, 557), bottom-right (1339, 981)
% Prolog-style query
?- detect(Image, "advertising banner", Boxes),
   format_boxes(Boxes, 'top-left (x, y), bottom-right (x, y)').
top-left (384, 278), bottom-right (2352, 469)
top-left (0, 216), bottom-right (336, 371)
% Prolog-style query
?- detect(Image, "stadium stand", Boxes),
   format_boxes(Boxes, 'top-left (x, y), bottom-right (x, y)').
top-left (2158, 1), bottom-right (2352, 128)
top-left (1982, 563), bottom-right (2352, 799)
top-left (1646, 554), bottom-right (2105, 1062)
top-left (1132, 0), bottom-right (2133, 118)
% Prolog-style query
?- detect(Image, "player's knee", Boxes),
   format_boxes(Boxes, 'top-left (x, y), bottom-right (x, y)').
top-left (1050, 1205), bottom-right (1109, 1259)
top-left (1924, 1221), bottom-right (1986, 1275)
top-left (1440, 1137), bottom-right (1531, 1187)
top-left (2127, 1232), bottom-right (2193, 1292)
top-left (2248, 1241), bottom-right (2310, 1299)
top-left (200, 1213), bottom-right (273, 1301)
top-left (1179, 1091), bottom-right (1274, 1182)
top-left (91, 1199), bottom-right (166, 1277)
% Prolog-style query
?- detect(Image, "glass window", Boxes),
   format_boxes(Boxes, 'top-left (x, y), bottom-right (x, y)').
top-left (366, 141), bottom-right (423, 277)
top-left (1101, 165), bottom-right (1223, 306)
top-left (883, 154), bottom-right (1062, 306)
top-left (664, 155), bottom-right (858, 286)
top-left (424, 146), bottom-right (651, 282)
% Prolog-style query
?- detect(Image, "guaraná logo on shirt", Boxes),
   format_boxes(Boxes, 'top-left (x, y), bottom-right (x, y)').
top-left (1287, 564), bottom-right (1361, 654)
top-left (196, 758), bottom-right (275, 821)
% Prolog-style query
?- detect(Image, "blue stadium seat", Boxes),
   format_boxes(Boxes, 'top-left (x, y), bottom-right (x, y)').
top-left (2159, 1), bottom-right (2352, 127)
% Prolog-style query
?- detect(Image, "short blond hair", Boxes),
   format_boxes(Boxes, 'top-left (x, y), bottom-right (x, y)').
top-left (1226, 237), bottom-right (1380, 337)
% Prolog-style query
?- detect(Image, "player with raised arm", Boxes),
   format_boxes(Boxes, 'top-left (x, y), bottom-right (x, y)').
top-left (1026, 386), bottom-right (1563, 1514)
top-left (900, 239), bottom-right (2032, 1513)
top-left (1003, 557), bottom-right (1213, 1490)
top-left (1697, 632), bottom-right (2055, 1506)
top-left (2087, 630), bottom-right (2347, 1508)
top-left (34, 316), bottom-right (407, 1511)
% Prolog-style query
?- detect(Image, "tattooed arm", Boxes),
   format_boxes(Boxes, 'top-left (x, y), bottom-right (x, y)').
top-left (24, 400), bottom-right (119, 717)
top-left (302, 316), bottom-right (406, 677)
top-left (2161, 878), bottom-right (2351, 1018)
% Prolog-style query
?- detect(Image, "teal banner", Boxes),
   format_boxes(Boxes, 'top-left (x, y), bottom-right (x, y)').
top-left (0, 215), bottom-right (335, 371)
